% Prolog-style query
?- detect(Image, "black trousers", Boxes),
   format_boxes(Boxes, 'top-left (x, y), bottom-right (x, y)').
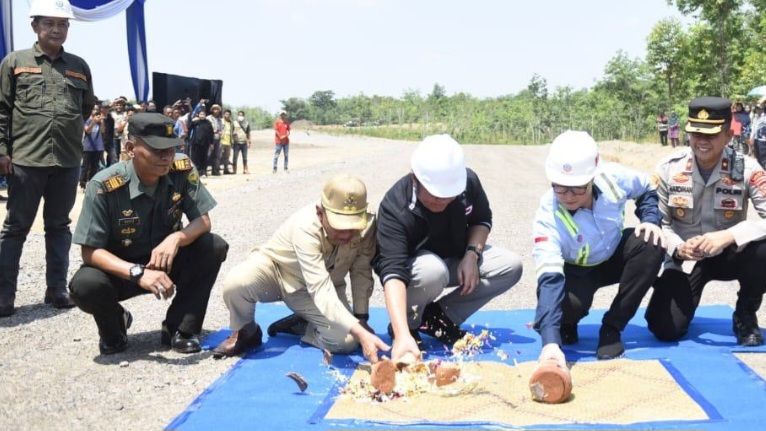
top-left (105, 139), bottom-right (119, 167)
top-left (561, 228), bottom-right (665, 331)
top-left (645, 239), bottom-right (766, 341)
top-left (0, 165), bottom-right (79, 298)
top-left (190, 143), bottom-right (209, 175)
top-left (69, 233), bottom-right (228, 338)
top-left (80, 151), bottom-right (102, 187)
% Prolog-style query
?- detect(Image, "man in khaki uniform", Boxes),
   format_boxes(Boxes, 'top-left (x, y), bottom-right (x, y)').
top-left (213, 174), bottom-right (389, 362)
top-left (646, 96), bottom-right (766, 347)
top-left (0, 0), bottom-right (96, 317)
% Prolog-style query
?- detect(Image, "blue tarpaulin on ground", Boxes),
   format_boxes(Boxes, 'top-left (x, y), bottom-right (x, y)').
top-left (167, 304), bottom-right (766, 431)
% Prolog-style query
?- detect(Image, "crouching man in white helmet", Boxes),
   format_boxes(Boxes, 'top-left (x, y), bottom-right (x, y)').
top-left (533, 131), bottom-right (666, 367)
top-left (374, 134), bottom-right (523, 362)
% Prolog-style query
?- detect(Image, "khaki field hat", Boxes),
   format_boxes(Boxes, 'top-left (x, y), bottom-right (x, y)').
top-left (321, 174), bottom-right (368, 230)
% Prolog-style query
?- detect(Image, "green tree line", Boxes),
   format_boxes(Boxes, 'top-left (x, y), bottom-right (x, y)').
top-left (272, 0), bottom-right (766, 145)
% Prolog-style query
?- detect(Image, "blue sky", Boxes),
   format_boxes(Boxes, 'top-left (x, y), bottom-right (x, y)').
top-left (11, 0), bottom-right (686, 112)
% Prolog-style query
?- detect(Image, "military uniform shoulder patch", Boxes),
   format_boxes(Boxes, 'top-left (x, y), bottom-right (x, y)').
top-left (14, 66), bottom-right (42, 75)
top-left (187, 168), bottom-right (199, 186)
top-left (64, 70), bottom-right (88, 82)
top-left (102, 175), bottom-right (127, 192)
top-left (171, 156), bottom-right (193, 172)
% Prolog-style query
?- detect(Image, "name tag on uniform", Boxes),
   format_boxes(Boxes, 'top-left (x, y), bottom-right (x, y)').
top-left (669, 195), bottom-right (693, 208)
top-left (118, 217), bottom-right (141, 226)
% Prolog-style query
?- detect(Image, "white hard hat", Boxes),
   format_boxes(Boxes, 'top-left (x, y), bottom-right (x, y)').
top-left (411, 134), bottom-right (466, 198)
top-left (545, 130), bottom-right (599, 186)
top-left (29, 0), bottom-right (75, 19)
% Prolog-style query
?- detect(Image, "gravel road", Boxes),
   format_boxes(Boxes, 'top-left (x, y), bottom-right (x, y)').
top-left (1, 130), bottom-right (764, 430)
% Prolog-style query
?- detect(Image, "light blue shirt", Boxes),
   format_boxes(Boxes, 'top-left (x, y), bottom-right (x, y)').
top-left (531, 162), bottom-right (661, 345)
top-left (533, 163), bottom-right (657, 275)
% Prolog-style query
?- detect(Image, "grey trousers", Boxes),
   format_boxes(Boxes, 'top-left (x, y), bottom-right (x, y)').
top-left (403, 245), bottom-right (523, 329)
top-left (222, 252), bottom-right (357, 353)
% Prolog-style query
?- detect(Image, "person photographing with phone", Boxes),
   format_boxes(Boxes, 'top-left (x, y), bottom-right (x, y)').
top-left (80, 106), bottom-right (106, 190)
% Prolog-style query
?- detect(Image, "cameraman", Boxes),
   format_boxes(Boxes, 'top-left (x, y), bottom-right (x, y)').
top-left (80, 107), bottom-right (105, 190)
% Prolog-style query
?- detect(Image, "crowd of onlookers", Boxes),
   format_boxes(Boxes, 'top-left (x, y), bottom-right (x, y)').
top-left (0, 95), bottom-right (272, 201)
top-left (72, 96), bottom-right (254, 189)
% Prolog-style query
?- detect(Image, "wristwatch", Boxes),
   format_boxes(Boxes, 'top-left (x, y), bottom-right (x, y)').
top-left (466, 245), bottom-right (484, 266)
top-left (129, 264), bottom-right (145, 283)
top-left (672, 248), bottom-right (683, 263)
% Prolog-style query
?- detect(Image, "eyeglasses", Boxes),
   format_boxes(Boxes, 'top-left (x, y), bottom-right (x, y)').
top-left (551, 183), bottom-right (589, 196)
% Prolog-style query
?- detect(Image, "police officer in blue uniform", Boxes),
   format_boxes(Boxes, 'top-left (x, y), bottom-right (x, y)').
top-left (69, 113), bottom-right (228, 355)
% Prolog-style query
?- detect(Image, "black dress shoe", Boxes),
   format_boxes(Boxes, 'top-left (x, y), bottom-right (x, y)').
top-left (596, 325), bottom-right (624, 360)
top-left (733, 312), bottom-right (764, 346)
top-left (560, 323), bottom-right (579, 345)
top-left (267, 313), bottom-right (308, 337)
top-left (44, 290), bottom-right (76, 309)
top-left (170, 331), bottom-right (202, 354)
top-left (160, 321), bottom-right (178, 346)
top-left (387, 323), bottom-right (424, 351)
top-left (99, 308), bottom-right (132, 355)
top-left (99, 334), bottom-right (128, 355)
top-left (0, 296), bottom-right (14, 317)
top-left (418, 302), bottom-right (467, 345)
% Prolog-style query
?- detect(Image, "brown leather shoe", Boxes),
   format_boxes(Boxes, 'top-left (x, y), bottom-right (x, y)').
top-left (212, 322), bottom-right (263, 359)
top-left (44, 290), bottom-right (75, 309)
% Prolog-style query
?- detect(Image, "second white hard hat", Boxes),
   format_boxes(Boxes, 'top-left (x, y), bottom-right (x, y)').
top-left (545, 130), bottom-right (599, 186)
top-left (411, 134), bottom-right (467, 198)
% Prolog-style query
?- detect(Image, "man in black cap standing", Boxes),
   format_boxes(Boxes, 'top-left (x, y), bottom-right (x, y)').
top-left (69, 113), bottom-right (228, 355)
top-left (645, 96), bottom-right (766, 347)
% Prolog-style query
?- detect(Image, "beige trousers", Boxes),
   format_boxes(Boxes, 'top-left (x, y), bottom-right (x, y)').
top-left (222, 251), bottom-right (358, 353)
